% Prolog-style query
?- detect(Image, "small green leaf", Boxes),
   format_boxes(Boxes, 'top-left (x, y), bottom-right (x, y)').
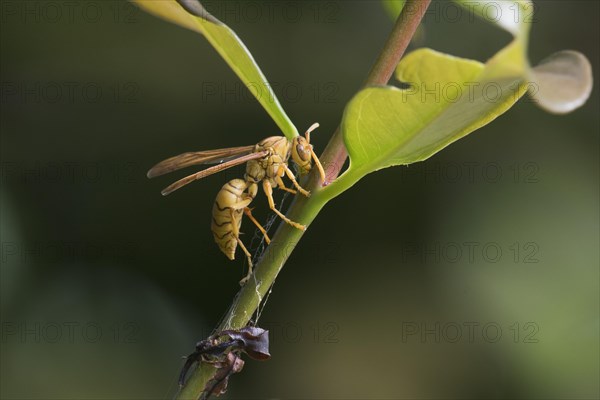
top-left (132, 0), bottom-right (298, 139)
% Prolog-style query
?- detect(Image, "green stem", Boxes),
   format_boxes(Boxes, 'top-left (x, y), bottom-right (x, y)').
top-left (176, 1), bottom-right (430, 398)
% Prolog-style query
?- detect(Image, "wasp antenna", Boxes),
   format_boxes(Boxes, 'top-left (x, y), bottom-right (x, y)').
top-left (306, 122), bottom-right (319, 133)
top-left (305, 122), bottom-right (319, 141)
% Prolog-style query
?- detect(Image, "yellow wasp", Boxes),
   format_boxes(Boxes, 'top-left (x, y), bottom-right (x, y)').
top-left (147, 123), bottom-right (326, 283)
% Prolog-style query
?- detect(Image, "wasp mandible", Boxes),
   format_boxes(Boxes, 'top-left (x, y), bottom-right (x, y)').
top-left (147, 123), bottom-right (326, 283)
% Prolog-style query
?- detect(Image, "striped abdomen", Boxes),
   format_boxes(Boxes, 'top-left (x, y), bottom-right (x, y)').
top-left (211, 179), bottom-right (247, 260)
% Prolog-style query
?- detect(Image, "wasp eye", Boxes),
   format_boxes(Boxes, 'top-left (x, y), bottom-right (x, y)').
top-left (296, 143), bottom-right (310, 162)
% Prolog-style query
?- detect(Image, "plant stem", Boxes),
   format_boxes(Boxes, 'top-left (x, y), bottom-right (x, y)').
top-left (319, 0), bottom-right (431, 184)
top-left (176, 1), bottom-right (430, 398)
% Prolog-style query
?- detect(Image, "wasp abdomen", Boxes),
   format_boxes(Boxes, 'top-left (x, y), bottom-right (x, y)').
top-left (211, 179), bottom-right (249, 260)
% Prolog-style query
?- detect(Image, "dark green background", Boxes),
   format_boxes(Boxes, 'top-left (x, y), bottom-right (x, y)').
top-left (1, 1), bottom-right (598, 398)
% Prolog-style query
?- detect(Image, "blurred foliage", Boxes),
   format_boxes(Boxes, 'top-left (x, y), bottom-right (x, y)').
top-left (1, 1), bottom-right (598, 399)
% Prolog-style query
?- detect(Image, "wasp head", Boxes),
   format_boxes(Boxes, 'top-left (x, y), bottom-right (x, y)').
top-left (291, 136), bottom-right (312, 175)
top-left (291, 123), bottom-right (321, 176)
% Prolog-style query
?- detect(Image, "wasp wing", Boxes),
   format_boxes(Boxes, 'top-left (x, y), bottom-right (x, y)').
top-left (161, 150), bottom-right (269, 196)
top-left (147, 145), bottom-right (256, 178)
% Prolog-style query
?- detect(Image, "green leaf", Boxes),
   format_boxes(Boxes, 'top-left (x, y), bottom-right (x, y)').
top-left (339, 45), bottom-right (527, 183)
top-left (132, 0), bottom-right (298, 139)
top-left (322, 0), bottom-right (593, 198)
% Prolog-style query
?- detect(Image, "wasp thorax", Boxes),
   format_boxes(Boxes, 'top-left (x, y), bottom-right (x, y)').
top-left (291, 136), bottom-right (312, 175)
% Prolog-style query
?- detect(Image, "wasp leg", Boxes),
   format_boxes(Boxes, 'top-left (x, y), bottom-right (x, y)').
top-left (233, 234), bottom-right (253, 285)
top-left (237, 239), bottom-right (254, 285)
top-left (310, 149), bottom-right (327, 184)
top-left (227, 204), bottom-right (254, 286)
top-left (282, 166), bottom-right (310, 197)
top-left (243, 207), bottom-right (271, 244)
top-left (262, 180), bottom-right (307, 231)
top-left (274, 174), bottom-right (298, 195)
